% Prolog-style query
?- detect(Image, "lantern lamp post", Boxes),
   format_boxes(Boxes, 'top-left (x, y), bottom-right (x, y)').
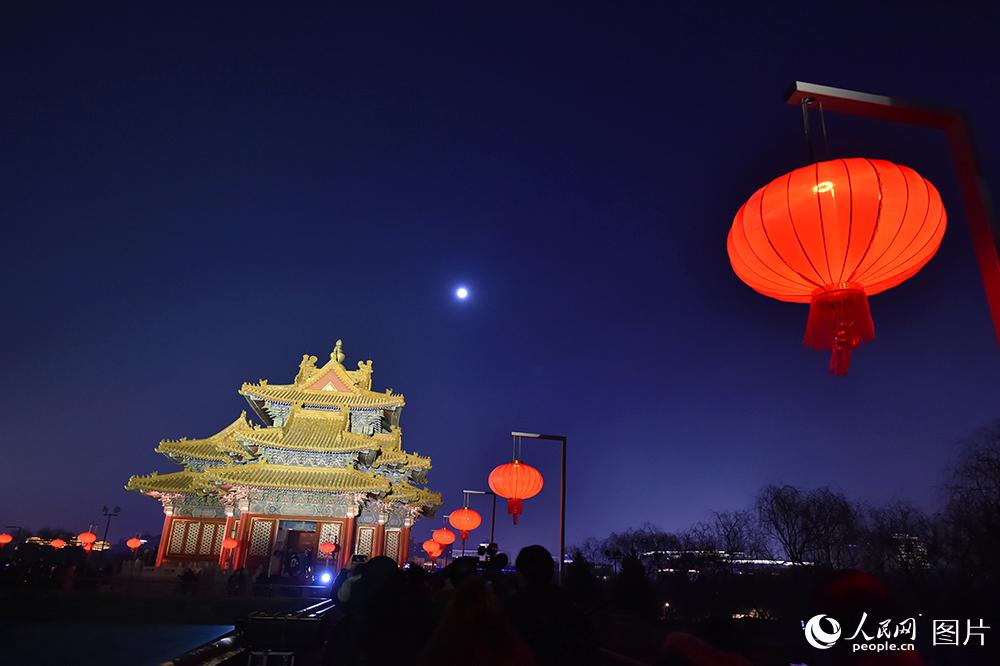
top-left (461, 489), bottom-right (498, 544)
top-left (508, 431), bottom-right (567, 579)
top-left (448, 504), bottom-right (482, 555)
top-left (783, 81), bottom-right (1000, 346)
top-left (100, 506), bottom-right (121, 553)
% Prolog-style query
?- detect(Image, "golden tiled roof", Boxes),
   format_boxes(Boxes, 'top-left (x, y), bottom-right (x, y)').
top-left (125, 471), bottom-right (207, 494)
top-left (241, 382), bottom-right (404, 408)
top-left (239, 340), bottom-right (405, 409)
top-left (155, 412), bottom-right (253, 463)
top-left (237, 405), bottom-right (402, 453)
top-left (375, 447), bottom-right (431, 469)
top-left (204, 463), bottom-right (391, 493)
top-left (388, 481), bottom-right (442, 508)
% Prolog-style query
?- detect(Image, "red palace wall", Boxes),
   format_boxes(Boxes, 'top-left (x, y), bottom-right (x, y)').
top-left (158, 513), bottom-right (413, 571)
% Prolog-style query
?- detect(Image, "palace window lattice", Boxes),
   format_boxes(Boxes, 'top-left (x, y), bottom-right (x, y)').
top-left (169, 521), bottom-right (186, 555)
top-left (384, 529), bottom-right (400, 561)
top-left (355, 527), bottom-right (374, 556)
top-left (319, 522), bottom-right (342, 546)
top-left (184, 523), bottom-right (201, 554)
top-left (249, 520), bottom-right (274, 556)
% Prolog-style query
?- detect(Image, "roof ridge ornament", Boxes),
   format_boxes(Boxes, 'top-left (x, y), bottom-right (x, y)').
top-left (332, 339), bottom-right (345, 364)
top-left (294, 355), bottom-right (319, 384)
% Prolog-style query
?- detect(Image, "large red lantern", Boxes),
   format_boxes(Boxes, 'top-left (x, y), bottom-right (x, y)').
top-left (126, 537), bottom-right (142, 551)
top-left (448, 508), bottom-right (482, 541)
top-left (50, 538), bottom-right (67, 549)
top-left (488, 459), bottom-right (544, 524)
top-left (318, 541), bottom-right (337, 558)
top-left (0, 533), bottom-right (12, 547)
top-left (728, 158), bottom-right (946, 375)
top-left (422, 539), bottom-right (442, 559)
top-left (432, 527), bottom-right (456, 546)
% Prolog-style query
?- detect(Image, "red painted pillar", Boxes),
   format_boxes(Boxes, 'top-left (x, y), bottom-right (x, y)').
top-left (233, 514), bottom-right (252, 569)
top-left (155, 514), bottom-right (173, 567)
top-left (218, 515), bottom-right (235, 569)
top-left (373, 524), bottom-right (386, 557)
top-left (339, 516), bottom-right (355, 569)
top-left (399, 526), bottom-right (411, 566)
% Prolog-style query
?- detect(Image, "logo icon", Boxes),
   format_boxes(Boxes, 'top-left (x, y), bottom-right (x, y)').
top-left (805, 614), bottom-right (842, 650)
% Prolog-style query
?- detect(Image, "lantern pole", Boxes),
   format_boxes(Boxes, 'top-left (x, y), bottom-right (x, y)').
top-left (462, 489), bottom-right (498, 544)
top-left (511, 431), bottom-right (567, 581)
top-left (101, 505), bottom-right (121, 554)
top-left (442, 513), bottom-right (452, 565)
top-left (784, 81), bottom-right (1000, 346)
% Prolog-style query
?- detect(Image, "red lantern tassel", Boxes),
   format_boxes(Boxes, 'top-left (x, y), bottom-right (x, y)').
top-left (507, 498), bottom-right (523, 524)
top-left (804, 287), bottom-right (874, 376)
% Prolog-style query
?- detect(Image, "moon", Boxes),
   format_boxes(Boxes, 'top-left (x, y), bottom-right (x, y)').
top-left (455, 286), bottom-right (469, 300)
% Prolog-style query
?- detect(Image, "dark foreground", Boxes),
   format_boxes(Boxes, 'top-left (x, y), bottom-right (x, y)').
top-left (0, 586), bottom-right (318, 666)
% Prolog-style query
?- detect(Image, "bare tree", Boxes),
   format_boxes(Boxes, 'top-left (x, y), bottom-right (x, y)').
top-left (862, 501), bottom-right (934, 574)
top-left (802, 487), bottom-right (862, 568)
top-left (943, 421), bottom-right (1000, 583)
top-left (756, 485), bottom-right (861, 567)
top-left (756, 485), bottom-right (811, 564)
top-left (712, 509), bottom-right (768, 559)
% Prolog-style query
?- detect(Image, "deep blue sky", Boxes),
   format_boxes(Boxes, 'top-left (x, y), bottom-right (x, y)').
top-left (2, 3), bottom-right (999, 557)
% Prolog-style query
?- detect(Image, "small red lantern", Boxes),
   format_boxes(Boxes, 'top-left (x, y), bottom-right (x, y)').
top-left (222, 537), bottom-right (239, 551)
top-left (448, 508), bottom-right (482, 541)
top-left (78, 532), bottom-right (97, 553)
top-left (50, 538), bottom-right (67, 549)
top-left (0, 533), bottom-right (12, 547)
top-left (422, 539), bottom-right (442, 559)
top-left (432, 527), bottom-right (456, 546)
top-left (489, 459), bottom-right (544, 524)
top-left (126, 537), bottom-right (142, 551)
top-left (318, 541), bottom-right (338, 558)
top-left (728, 158), bottom-right (946, 375)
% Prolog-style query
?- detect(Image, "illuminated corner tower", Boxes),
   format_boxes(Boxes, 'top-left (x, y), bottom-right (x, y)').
top-left (126, 340), bottom-right (440, 571)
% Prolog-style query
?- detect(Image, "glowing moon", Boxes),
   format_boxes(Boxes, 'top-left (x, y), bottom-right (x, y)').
top-left (455, 286), bottom-right (469, 300)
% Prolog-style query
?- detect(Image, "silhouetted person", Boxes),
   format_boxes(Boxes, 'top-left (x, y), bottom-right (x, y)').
top-left (420, 576), bottom-right (535, 666)
top-left (564, 553), bottom-right (602, 615)
top-left (484, 552), bottom-right (514, 601)
top-left (227, 568), bottom-right (246, 595)
top-left (324, 556), bottom-right (404, 666)
top-left (304, 546), bottom-right (313, 571)
top-left (507, 545), bottom-right (599, 666)
top-left (178, 568), bottom-right (197, 594)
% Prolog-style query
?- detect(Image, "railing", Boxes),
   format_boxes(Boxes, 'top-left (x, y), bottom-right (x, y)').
top-left (163, 598), bottom-right (337, 666)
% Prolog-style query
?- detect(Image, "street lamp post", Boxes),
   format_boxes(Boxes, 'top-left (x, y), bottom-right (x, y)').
top-left (101, 506), bottom-right (121, 551)
top-left (462, 489), bottom-right (498, 544)
top-left (511, 431), bottom-right (567, 579)
top-left (784, 81), bottom-right (1000, 345)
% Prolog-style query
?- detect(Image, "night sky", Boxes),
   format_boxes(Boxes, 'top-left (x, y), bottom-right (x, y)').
top-left (3, 3), bottom-right (999, 557)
